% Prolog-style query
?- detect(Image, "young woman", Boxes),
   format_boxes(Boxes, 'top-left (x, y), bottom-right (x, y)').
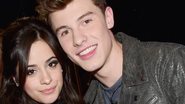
top-left (0, 17), bottom-right (83, 104)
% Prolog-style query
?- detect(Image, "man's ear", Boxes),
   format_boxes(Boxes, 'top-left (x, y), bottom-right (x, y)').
top-left (12, 77), bottom-right (19, 87)
top-left (105, 6), bottom-right (114, 29)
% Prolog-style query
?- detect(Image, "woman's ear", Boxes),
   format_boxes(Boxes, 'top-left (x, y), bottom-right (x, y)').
top-left (12, 77), bottom-right (19, 87)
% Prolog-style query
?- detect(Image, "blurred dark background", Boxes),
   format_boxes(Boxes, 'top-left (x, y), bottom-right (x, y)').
top-left (0, 0), bottom-right (184, 44)
top-left (0, 0), bottom-right (184, 96)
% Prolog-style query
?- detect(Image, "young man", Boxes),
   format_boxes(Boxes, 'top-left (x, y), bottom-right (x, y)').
top-left (36, 0), bottom-right (185, 103)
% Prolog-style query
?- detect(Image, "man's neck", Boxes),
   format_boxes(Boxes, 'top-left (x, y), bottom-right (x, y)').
top-left (95, 39), bottom-right (123, 87)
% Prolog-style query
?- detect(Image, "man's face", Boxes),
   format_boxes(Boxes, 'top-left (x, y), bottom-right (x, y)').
top-left (49, 0), bottom-right (114, 72)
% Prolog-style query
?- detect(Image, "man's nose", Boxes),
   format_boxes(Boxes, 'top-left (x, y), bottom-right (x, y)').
top-left (73, 29), bottom-right (87, 47)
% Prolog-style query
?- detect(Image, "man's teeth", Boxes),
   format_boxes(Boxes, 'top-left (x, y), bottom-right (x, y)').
top-left (79, 45), bottom-right (96, 56)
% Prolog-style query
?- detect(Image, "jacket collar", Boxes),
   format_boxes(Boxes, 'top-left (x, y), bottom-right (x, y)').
top-left (115, 32), bottom-right (148, 87)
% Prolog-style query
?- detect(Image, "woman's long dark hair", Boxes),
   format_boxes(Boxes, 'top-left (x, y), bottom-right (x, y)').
top-left (0, 17), bottom-right (83, 104)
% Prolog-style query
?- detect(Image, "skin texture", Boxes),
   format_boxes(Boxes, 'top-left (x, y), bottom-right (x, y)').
top-left (23, 40), bottom-right (63, 104)
top-left (49, 0), bottom-right (123, 87)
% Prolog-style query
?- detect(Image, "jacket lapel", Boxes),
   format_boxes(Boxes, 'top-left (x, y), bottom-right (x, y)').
top-left (116, 33), bottom-right (149, 104)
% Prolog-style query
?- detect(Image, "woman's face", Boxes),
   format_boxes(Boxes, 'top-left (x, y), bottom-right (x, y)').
top-left (24, 40), bottom-right (63, 104)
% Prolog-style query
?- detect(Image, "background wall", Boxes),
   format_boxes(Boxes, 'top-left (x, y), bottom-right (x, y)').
top-left (0, 0), bottom-right (37, 28)
top-left (0, 0), bottom-right (184, 44)
top-left (107, 0), bottom-right (184, 44)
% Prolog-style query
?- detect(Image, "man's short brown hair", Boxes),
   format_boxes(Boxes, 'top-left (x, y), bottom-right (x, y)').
top-left (36, 0), bottom-right (107, 23)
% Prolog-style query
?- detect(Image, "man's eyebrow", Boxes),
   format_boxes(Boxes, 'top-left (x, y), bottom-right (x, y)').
top-left (77, 11), bottom-right (93, 21)
top-left (55, 12), bottom-right (93, 34)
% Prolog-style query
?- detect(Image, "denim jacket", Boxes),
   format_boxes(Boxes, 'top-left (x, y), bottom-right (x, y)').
top-left (84, 32), bottom-right (185, 104)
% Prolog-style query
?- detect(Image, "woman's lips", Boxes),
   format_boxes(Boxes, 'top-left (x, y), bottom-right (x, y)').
top-left (41, 86), bottom-right (56, 94)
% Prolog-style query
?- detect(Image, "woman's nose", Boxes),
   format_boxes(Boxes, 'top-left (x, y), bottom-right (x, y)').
top-left (40, 70), bottom-right (52, 85)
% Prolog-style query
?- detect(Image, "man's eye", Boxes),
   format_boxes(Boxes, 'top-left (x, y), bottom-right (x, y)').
top-left (61, 30), bottom-right (69, 36)
top-left (48, 60), bottom-right (59, 68)
top-left (84, 19), bottom-right (92, 24)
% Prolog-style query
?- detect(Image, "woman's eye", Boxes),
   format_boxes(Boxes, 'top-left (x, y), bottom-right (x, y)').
top-left (48, 60), bottom-right (59, 68)
top-left (27, 69), bottom-right (36, 75)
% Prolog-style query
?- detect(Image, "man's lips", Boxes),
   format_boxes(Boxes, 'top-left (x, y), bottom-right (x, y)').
top-left (77, 44), bottom-right (97, 60)
top-left (78, 44), bottom-right (97, 56)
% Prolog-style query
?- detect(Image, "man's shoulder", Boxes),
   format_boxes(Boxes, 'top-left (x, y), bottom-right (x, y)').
top-left (115, 32), bottom-right (185, 49)
top-left (83, 80), bottom-right (100, 102)
top-left (140, 41), bottom-right (185, 58)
